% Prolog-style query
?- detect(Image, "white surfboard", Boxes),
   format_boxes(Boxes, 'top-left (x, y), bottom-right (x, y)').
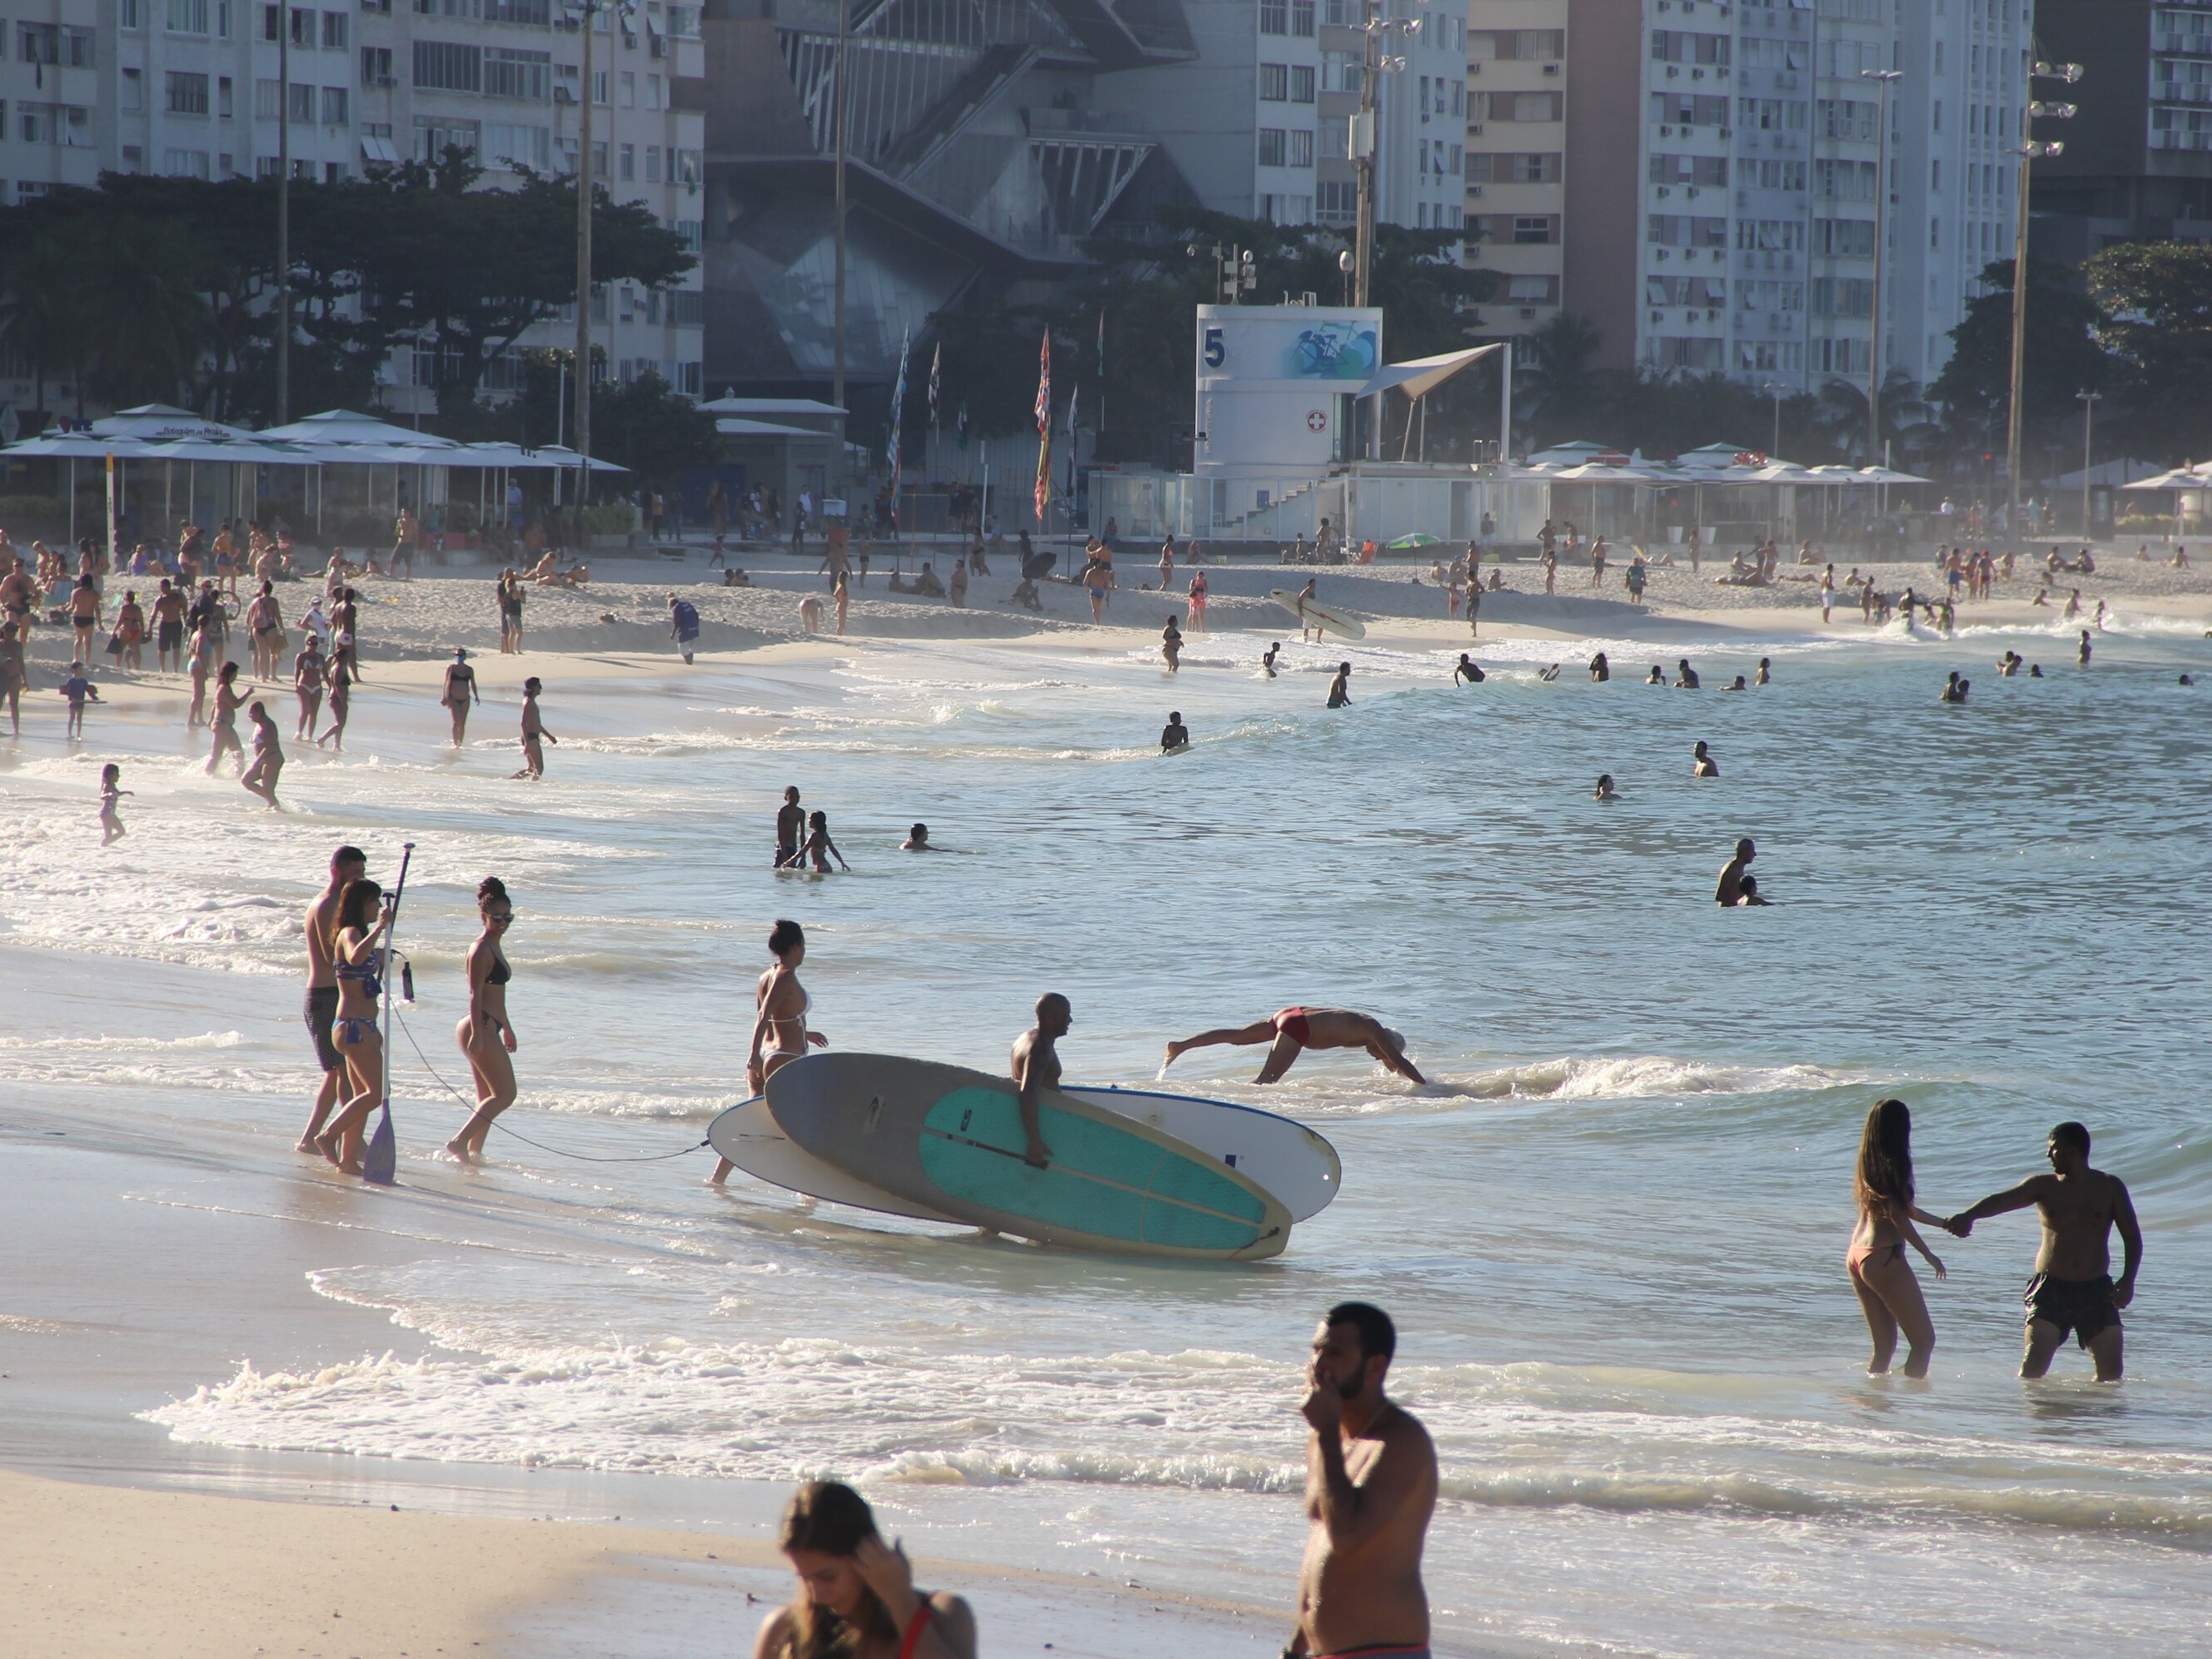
top-left (1064, 1087), bottom-right (1340, 1222)
top-left (708, 1097), bottom-right (965, 1224)
top-left (1269, 588), bottom-right (1367, 640)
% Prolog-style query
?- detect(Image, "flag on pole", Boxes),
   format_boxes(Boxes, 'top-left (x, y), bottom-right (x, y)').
top-left (1033, 328), bottom-right (1053, 522)
top-left (928, 342), bottom-right (941, 424)
top-left (1065, 382), bottom-right (1079, 500)
top-left (887, 324), bottom-right (911, 501)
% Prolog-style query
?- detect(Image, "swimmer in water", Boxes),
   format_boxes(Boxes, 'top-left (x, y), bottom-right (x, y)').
top-left (1693, 740), bottom-right (1719, 777)
top-left (1756, 657), bottom-right (1772, 685)
top-left (1736, 873), bottom-right (1772, 906)
top-left (1593, 773), bottom-right (1618, 801)
top-left (1454, 654), bottom-right (1485, 684)
top-left (799, 810), bottom-right (849, 873)
top-left (2078, 630), bottom-right (2092, 667)
top-left (1161, 710), bottom-right (1191, 752)
top-left (1263, 642), bottom-right (1281, 678)
top-left (902, 823), bottom-right (944, 850)
top-left (1162, 615), bottom-right (1183, 673)
top-left (1646, 664), bottom-right (1665, 685)
top-left (1675, 658), bottom-right (1701, 689)
top-left (1325, 662), bottom-right (1352, 707)
top-left (1588, 651), bottom-right (1610, 682)
top-left (1163, 1006), bottom-right (1425, 1086)
top-left (1715, 837), bottom-right (1755, 904)
top-left (1537, 663), bottom-right (1561, 682)
top-left (2030, 664), bottom-right (2044, 677)
top-left (241, 700), bottom-right (284, 810)
top-left (1940, 671), bottom-right (1964, 703)
top-left (513, 677), bottom-right (555, 779)
top-left (1724, 674), bottom-right (1748, 691)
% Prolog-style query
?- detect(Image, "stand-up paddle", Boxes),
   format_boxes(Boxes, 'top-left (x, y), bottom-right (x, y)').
top-left (362, 841), bottom-right (414, 1186)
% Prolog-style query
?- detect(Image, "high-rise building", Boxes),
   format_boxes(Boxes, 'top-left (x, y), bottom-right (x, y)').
top-left (1553, 0), bottom-right (2021, 405)
top-left (1, 1), bottom-right (104, 421)
top-left (1461, 2), bottom-right (1568, 337)
top-left (699, 0), bottom-right (1464, 403)
top-left (2030, 0), bottom-right (2212, 263)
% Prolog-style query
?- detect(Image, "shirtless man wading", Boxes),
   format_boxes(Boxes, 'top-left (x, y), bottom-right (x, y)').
top-left (1009, 992), bottom-right (1070, 1169)
top-left (1944, 1121), bottom-right (2144, 1381)
top-left (1288, 1302), bottom-right (1437, 1659)
top-left (300, 844), bottom-right (368, 1152)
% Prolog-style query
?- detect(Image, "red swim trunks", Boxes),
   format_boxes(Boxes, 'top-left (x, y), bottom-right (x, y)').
top-left (1274, 1006), bottom-right (1312, 1046)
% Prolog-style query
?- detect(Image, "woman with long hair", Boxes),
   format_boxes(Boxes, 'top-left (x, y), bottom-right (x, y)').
top-left (316, 878), bottom-right (393, 1175)
top-left (206, 662), bottom-right (251, 775)
top-left (709, 918), bottom-right (827, 1185)
top-left (751, 1481), bottom-right (974, 1659)
top-left (447, 878), bottom-right (519, 1163)
top-left (1847, 1097), bottom-right (1949, 1378)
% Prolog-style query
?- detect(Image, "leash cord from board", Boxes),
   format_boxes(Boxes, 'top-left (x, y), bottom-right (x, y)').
top-left (389, 1005), bottom-right (711, 1165)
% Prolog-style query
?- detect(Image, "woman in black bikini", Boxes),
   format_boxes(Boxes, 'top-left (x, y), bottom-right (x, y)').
top-left (317, 878), bottom-right (393, 1175)
top-left (447, 876), bottom-right (519, 1163)
top-left (752, 1481), bottom-right (975, 1659)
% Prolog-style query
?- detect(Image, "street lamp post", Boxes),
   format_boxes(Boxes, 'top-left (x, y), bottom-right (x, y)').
top-left (1860, 69), bottom-right (1902, 467)
top-left (1350, 0), bottom-right (1420, 460)
top-left (276, 6), bottom-right (290, 425)
top-left (1762, 380), bottom-right (1788, 460)
top-left (567, 0), bottom-right (631, 511)
top-left (2076, 388), bottom-right (2102, 540)
top-left (831, 0), bottom-right (851, 427)
top-left (2006, 58), bottom-right (2081, 535)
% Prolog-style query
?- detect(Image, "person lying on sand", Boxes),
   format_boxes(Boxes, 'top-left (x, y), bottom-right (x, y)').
top-left (1162, 1007), bottom-right (1425, 1086)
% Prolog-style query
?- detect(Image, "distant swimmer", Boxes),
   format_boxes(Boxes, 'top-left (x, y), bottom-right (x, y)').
top-left (798, 810), bottom-right (848, 873)
top-left (1326, 662), bottom-right (1352, 707)
top-left (1723, 674), bottom-right (1748, 691)
top-left (513, 676), bottom-right (555, 779)
top-left (1593, 773), bottom-right (1618, 801)
top-left (1163, 1007), bottom-right (1425, 1086)
top-left (1289, 1303), bottom-right (1438, 1659)
top-left (902, 823), bottom-right (944, 850)
top-left (1161, 710), bottom-right (1191, 752)
top-left (1646, 664), bottom-right (1665, 685)
top-left (1943, 1121), bottom-right (2142, 1382)
top-left (1537, 663), bottom-right (1561, 682)
top-left (1756, 656), bottom-right (1772, 685)
top-left (1675, 658), bottom-right (1700, 688)
top-left (2078, 629), bottom-right (2092, 667)
top-left (1998, 651), bottom-right (2022, 677)
top-left (1693, 740), bottom-right (1719, 778)
top-left (1736, 873), bottom-right (1771, 905)
top-left (2184, 674), bottom-right (2197, 686)
top-left (751, 1481), bottom-right (977, 1659)
top-left (1454, 654), bottom-right (1485, 684)
top-left (1846, 1099), bottom-right (1951, 1379)
top-left (1588, 651), bottom-right (1610, 682)
top-left (441, 648), bottom-right (479, 746)
top-left (1264, 642), bottom-right (1281, 678)
top-left (2030, 664), bottom-right (2044, 677)
top-left (1715, 836), bottom-right (1754, 903)
top-left (1940, 671), bottom-right (1964, 704)
top-left (446, 876), bottom-right (520, 1164)
top-left (1009, 992), bottom-right (1070, 1167)
top-left (1162, 615), bottom-right (1183, 673)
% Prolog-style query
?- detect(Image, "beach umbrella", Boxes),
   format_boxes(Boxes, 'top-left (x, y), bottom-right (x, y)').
top-left (1387, 532), bottom-right (1442, 548)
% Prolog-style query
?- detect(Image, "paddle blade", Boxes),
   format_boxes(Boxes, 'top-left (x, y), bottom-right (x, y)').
top-left (363, 1105), bottom-right (397, 1186)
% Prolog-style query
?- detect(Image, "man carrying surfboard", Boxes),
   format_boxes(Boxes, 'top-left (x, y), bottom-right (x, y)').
top-left (1290, 1302), bottom-right (1438, 1659)
top-left (1009, 992), bottom-right (1070, 1167)
top-left (1162, 1008), bottom-right (1425, 1086)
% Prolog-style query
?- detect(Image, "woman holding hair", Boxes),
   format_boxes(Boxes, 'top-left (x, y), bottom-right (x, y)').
top-left (752, 1481), bottom-right (974, 1659)
top-left (710, 918), bottom-right (828, 1185)
top-left (1847, 1097), bottom-right (1949, 1379)
top-left (316, 878), bottom-right (393, 1175)
top-left (446, 877), bottom-right (520, 1163)
top-left (206, 662), bottom-right (251, 775)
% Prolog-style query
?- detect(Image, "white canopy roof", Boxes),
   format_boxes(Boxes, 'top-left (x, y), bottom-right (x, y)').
top-left (1357, 343), bottom-right (1505, 401)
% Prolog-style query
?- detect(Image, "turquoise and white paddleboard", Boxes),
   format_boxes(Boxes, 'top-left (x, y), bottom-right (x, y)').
top-left (1062, 1087), bottom-right (1339, 1223)
top-left (766, 1053), bottom-right (1293, 1260)
top-left (707, 1097), bottom-right (962, 1224)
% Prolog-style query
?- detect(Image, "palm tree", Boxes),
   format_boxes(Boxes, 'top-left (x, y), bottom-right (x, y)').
top-left (1517, 312), bottom-right (1604, 444)
top-left (0, 232), bottom-right (88, 422)
top-left (80, 218), bottom-right (214, 410)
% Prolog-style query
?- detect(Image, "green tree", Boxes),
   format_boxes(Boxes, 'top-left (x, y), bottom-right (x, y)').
top-left (2084, 241), bottom-right (2212, 463)
top-left (79, 216), bottom-right (216, 409)
top-left (1930, 259), bottom-right (2108, 453)
top-left (586, 368), bottom-right (717, 485)
top-left (0, 231), bottom-right (89, 419)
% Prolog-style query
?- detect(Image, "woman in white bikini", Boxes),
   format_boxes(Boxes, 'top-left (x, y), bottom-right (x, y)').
top-left (709, 919), bottom-right (829, 1184)
top-left (447, 876), bottom-right (520, 1163)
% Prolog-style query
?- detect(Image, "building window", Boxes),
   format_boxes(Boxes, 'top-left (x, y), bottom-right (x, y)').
top-left (415, 41), bottom-right (483, 91)
top-left (674, 148), bottom-right (700, 186)
top-left (362, 46), bottom-right (394, 86)
top-left (1289, 129), bottom-right (1314, 167)
top-left (122, 68), bottom-right (146, 112)
top-left (645, 144), bottom-right (662, 182)
top-left (485, 46), bottom-right (552, 100)
top-left (1317, 179), bottom-right (1355, 224)
top-left (620, 70), bottom-right (635, 107)
top-left (415, 112), bottom-right (481, 160)
top-left (289, 81), bottom-right (316, 121)
top-left (1261, 62), bottom-right (1288, 101)
top-left (1513, 215), bottom-right (1552, 244)
top-left (1259, 0), bottom-right (1287, 36)
top-left (482, 121), bottom-right (550, 169)
top-left (671, 289), bottom-right (706, 326)
top-left (1258, 127), bottom-right (1286, 167)
top-left (323, 10), bottom-right (347, 46)
top-left (619, 141), bottom-right (635, 179)
top-left (1506, 275), bottom-right (1553, 303)
top-left (485, 0), bottom-right (553, 21)
top-left (674, 218), bottom-right (702, 251)
top-left (1291, 0), bottom-right (1314, 35)
top-left (167, 71), bottom-right (211, 115)
top-left (219, 75), bottom-right (235, 117)
top-left (1291, 65), bottom-right (1315, 102)
top-left (164, 148), bottom-right (212, 177)
top-left (167, 0), bottom-right (211, 34)
top-left (323, 85), bottom-right (348, 124)
top-left (121, 0), bottom-right (144, 27)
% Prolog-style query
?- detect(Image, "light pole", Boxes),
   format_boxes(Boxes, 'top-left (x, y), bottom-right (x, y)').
top-left (1860, 69), bottom-right (1902, 467)
top-left (831, 0), bottom-right (850, 424)
top-left (567, 0), bottom-right (630, 509)
top-left (1350, 0), bottom-right (1419, 460)
top-left (276, 4), bottom-right (290, 424)
top-left (1762, 380), bottom-right (1788, 460)
top-left (2006, 58), bottom-right (2081, 535)
top-left (2076, 388), bottom-right (2102, 540)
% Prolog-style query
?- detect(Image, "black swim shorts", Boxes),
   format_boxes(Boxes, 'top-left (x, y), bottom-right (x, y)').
top-left (158, 621), bottom-right (184, 649)
top-left (305, 985), bottom-right (343, 1073)
top-left (2025, 1272), bottom-right (2120, 1348)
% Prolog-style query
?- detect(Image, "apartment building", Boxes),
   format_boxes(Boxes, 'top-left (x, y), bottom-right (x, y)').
top-left (2, 2), bottom-right (104, 204)
top-left (1461, 3), bottom-right (1568, 336)
top-left (2030, 0), bottom-right (2212, 262)
top-left (89, 0), bottom-right (703, 412)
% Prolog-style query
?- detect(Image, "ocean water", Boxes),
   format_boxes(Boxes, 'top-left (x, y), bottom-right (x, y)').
top-left (3, 607), bottom-right (2210, 1657)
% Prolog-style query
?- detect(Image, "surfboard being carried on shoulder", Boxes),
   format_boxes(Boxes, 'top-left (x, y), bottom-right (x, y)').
top-left (1268, 589), bottom-right (1366, 640)
top-left (765, 1053), bottom-right (1314, 1259)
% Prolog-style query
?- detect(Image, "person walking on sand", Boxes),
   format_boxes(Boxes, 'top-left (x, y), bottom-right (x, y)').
top-left (1163, 1007), bottom-right (1425, 1086)
top-left (709, 919), bottom-right (829, 1184)
top-left (447, 877), bottom-right (522, 1163)
top-left (97, 760), bottom-right (134, 842)
top-left (1188, 567), bottom-right (1208, 631)
top-left (1715, 836), bottom-right (1754, 902)
top-left (1845, 1098), bottom-right (1951, 1379)
top-left (1287, 1302), bottom-right (1437, 1659)
top-left (797, 809), bottom-right (848, 873)
top-left (59, 660), bottom-right (100, 740)
top-left (299, 846), bottom-right (367, 1153)
top-left (241, 701), bottom-right (284, 810)
top-left (1083, 556), bottom-right (1114, 622)
top-left (1326, 661), bottom-right (1352, 708)
top-left (1162, 615), bottom-right (1183, 672)
top-left (1010, 992), bottom-right (1071, 1168)
top-left (441, 648), bottom-right (479, 745)
top-left (205, 663), bottom-right (250, 774)
top-left (1942, 1121), bottom-right (2142, 1381)
top-left (750, 1481), bottom-right (976, 1659)
top-left (513, 677), bottom-right (555, 779)
top-left (668, 593), bottom-right (702, 664)
top-left (316, 877), bottom-right (395, 1175)
top-left (1466, 574), bottom-right (1480, 638)
top-left (1821, 563), bottom-right (1836, 623)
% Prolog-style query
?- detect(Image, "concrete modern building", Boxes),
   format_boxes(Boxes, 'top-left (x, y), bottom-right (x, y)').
top-left (1551, 0), bottom-right (2022, 405)
top-left (1461, 2), bottom-right (1568, 338)
top-left (2030, 0), bottom-right (2212, 262)
top-left (699, 0), bottom-right (1464, 405)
